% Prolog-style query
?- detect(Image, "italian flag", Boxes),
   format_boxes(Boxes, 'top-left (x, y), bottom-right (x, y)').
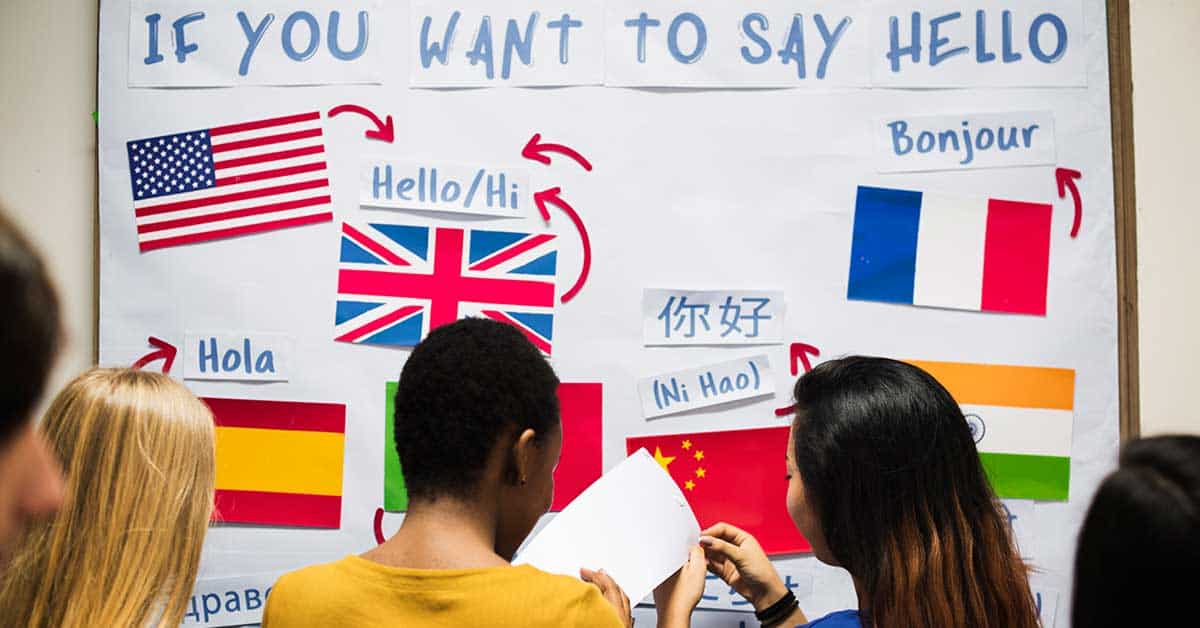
top-left (909, 360), bottom-right (1076, 501)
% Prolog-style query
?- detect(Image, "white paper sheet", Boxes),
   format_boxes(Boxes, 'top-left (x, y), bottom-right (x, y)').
top-left (360, 157), bottom-right (530, 218)
top-left (869, 0), bottom-right (1086, 88)
top-left (874, 111), bottom-right (1056, 173)
top-left (184, 332), bottom-right (293, 382)
top-left (128, 0), bottom-right (384, 87)
top-left (410, 1), bottom-right (605, 87)
top-left (604, 1), bottom-right (869, 88)
top-left (638, 355), bottom-right (775, 419)
top-left (182, 571), bottom-right (285, 627)
top-left (643, 289), bottom-right (785, 346)
top-left (514, 449), bottom-right (701, 605)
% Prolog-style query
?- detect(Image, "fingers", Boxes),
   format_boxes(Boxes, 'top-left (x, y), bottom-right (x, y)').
top-left (701, 521), bottom-right (751, 545)
top-left (699, 534), bottom-right (743, 565)
top-left (582, 568), bottom-right (631, 626)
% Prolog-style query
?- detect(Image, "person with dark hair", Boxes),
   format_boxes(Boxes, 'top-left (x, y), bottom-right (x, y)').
top-left (1072, 435), bottom-right (1200, 628)
top-left (264, 318), bottom-right (630, 627)
top-left (0, 210), bottom-right (65, 567)
top-left (656, 356), bottom-right (1040, 628)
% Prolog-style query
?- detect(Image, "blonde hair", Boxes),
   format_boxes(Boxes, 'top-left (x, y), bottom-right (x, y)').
top-left (0, 368), bottom-right (215, 627)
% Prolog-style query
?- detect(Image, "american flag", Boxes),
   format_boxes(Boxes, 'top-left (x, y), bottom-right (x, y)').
top-left (334, 222), bottom-right (558, 353)
top-left (126, 111), bottom-right (332, 252)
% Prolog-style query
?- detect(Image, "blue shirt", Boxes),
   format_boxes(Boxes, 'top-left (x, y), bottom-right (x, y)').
top-left (798, 610), bottom-right (860, 628)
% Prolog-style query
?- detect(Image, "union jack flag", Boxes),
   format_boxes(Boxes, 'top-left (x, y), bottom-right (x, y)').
top-left (335, 222), bottom-right (558, 353)
top-left (126, 111), bottom-right (332, 252)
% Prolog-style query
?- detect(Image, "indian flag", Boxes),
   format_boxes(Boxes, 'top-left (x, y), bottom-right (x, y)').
top-left (206, 397), bottom-right (346, 528)
top-left (908, 360), bottom-right (1075, 501)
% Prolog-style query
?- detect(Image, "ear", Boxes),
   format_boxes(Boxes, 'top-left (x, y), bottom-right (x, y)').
top-left (509, 428), bottom-right (539, 486)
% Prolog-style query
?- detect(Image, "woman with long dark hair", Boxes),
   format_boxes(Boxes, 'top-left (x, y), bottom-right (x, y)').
top-left (657, 356), bottom-right (1040, 628)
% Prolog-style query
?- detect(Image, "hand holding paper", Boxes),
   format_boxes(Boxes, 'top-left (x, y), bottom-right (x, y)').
top-left (514, 449), bottom-right (701, 605)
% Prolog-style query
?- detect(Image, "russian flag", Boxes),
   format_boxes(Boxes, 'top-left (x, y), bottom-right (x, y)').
top-left (848, 186), bottom-right (1053, 316)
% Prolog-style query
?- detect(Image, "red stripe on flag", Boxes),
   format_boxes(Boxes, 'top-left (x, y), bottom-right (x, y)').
top-left (342, 223), bottom-right (410, 266)
top-left (214, 145), bottom-right (325, 170)
top-left (337, 269), bottom-right (555, 309)
top-left (468, 234), bottom-right (556, 271)
top-left (203, 397), bottom-right (346, 433)
top-left (215, 161), bottom-right (327, 186)
top-left (211, 128), bottom-right (324, 154)
top-left (137, 196), bottom-right (331, 234)
top-left (209, 112), bottom-right (321, 137)
top-left (138, 212), bottom-right (332, 252)
top-left (213, 489), bottom-right (341, 528)
top-left (552, 383), bottom-right (602, 511)
top-left (980, 199), bottom-right (1052, 315)
top-left (335, 305), bottom-right (423, 343)
top-left (135, 179), bottom-right (330, 218)
top-left (481, 309), bottom-right (552, 354)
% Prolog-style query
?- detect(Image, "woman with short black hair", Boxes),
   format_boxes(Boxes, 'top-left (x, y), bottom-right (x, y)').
top-left (265, 318), bottom-right (632, 627)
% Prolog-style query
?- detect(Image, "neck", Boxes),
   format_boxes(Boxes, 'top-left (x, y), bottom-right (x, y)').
top-left (364, 495), bottom-right (509, 569)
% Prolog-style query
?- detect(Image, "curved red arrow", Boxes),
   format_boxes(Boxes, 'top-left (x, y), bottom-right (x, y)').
top-left (328, 104), bottom-right (395, 143)
top-left (1056, 167), bottom-right (1083, 238)
top-left (131, 336), bottom-right (177, 374)
top-left (534, 187), bottom-right (592, 304)
top-left (774, 342), bottom-right (822, 417)
top-left (373, 507), bottom-right (387, 544)
top-left (522, 133), bottom-right (593, 172)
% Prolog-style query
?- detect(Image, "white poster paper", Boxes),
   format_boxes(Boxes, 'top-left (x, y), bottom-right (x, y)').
top-left (869, 0), bottom-right (1086, 88)
top-left (360, 158), bottom-right (530, 218)
top-left (643, 289), bottom-right (785, 346)
top-left (181, 571), bottom-right (284, 627)
top-left (605, 1), bottom-right (869, 88)
top-left (184, 332), bottom-right (293, 382)
top-left (874, 111), bottom-right (1056, 173)
top-left (515, 449), bottom-right (701, 604)
top-left (128, 0), bottom-right (384, 87)
top-left (410, 1), bottom-right (605, 87)
top-left (638, 355), bottom-right (775, 419)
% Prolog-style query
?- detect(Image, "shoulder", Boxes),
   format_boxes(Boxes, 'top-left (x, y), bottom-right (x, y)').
top-left (798, 610), bottom-right (861, 628)
top-left (263, 558), bottom-right (358, 623)
top-left (510, 567), bottom-right (623, 627)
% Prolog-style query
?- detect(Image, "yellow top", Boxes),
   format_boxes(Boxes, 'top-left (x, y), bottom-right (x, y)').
top-left (262, 556), bottom-right (625, 628)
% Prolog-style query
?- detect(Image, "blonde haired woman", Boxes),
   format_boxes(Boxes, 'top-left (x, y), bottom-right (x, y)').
top-left (0, 368), bottom-right (215, 627)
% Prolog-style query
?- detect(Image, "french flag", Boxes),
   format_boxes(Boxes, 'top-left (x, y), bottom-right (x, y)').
top-left (848, 185), bottom-right (1053, 316)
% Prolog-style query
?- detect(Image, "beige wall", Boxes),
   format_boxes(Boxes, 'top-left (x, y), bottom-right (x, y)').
top-left (1130, 0), bottom-right (1200, 436)
top-left (0, 1), bottom-right (1196, 435)
top-left (0, 1), bottom-right (98, 403)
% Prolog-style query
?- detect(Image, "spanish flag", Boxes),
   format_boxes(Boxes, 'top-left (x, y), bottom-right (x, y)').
top-left (908, 360), bottom-right (1076, 501)
top-left (206, 397), bottom-right (346, 528)
top-left (626, 426), bottom-right (809, 556)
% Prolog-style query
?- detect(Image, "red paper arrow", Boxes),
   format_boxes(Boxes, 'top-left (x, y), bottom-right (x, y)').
top-left (534, 187), bottom-right (592, 304)
top-left (1056, 167), bottom-right (1083, 238)
top-left (789, 343), bottom-right (821, 377)
top-left (373, 507), bottom-right (386, 544)
top-left (774, 343), bottom-right (822, 417)
top-left (131, 336), bottom-right (177, 374)
top-left (328, 104), bottom-right (395, 143)
top-left (522, 133), bottom-right (593, 171)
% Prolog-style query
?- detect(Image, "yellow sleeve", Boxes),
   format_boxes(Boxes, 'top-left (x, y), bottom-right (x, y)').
top-left (569, 583), bottom-right (627, 628)
top-left (260, 573), bottom-right (297, 628)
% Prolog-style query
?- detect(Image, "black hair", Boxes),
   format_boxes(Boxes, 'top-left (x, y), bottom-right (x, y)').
top-left (1072, 435), bottom-right (1200, 627)
top-left (393, 317), bottom-right (560, 503)
top-left (792, 356), bottom-right (1037, 628)
top-left (0, 210), bottom-right (61, 446)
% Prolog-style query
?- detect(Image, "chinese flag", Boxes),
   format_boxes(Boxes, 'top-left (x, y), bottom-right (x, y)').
top-left (385, 382), bottom-right (603, 512)
top-left (626, 426), bottom-right (810, 555)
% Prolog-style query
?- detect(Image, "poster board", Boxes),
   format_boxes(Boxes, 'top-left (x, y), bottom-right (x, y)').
top-left (97, 1), bottom-right (1126, 625)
